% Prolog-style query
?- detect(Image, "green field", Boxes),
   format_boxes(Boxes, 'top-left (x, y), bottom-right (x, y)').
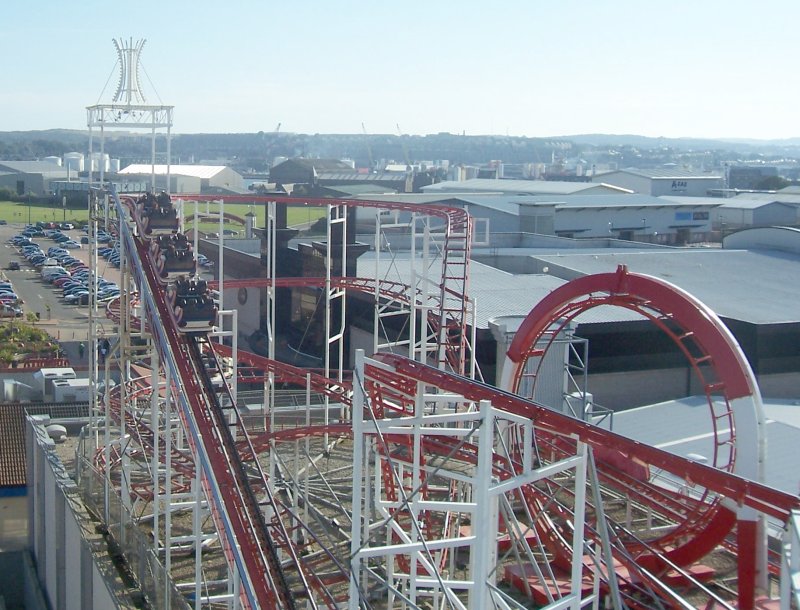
top-left (0, 200), bottom-right (89, 226)
top-left (0, 199), bottom-right (326, 233)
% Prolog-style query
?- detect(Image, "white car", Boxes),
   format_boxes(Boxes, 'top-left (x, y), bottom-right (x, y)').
top-left (41, 266), bottom-right (68, 280)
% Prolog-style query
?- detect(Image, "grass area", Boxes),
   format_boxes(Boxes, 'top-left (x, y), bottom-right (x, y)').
top-left (0, 199), bottom-right (89, 226)
top-left (0, 199), bottom-right (327, 232)
top-left (182, 201), bottom-right (327, 231)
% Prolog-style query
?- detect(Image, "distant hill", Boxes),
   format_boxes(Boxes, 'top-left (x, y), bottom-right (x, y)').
top-left (2, 129), bottom-right (800, 171)
top-left (552, 133), bottom-right (800, 151)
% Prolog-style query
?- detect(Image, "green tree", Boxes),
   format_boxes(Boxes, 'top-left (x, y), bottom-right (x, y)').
top-left (754, 176), bottom-right (790, 191)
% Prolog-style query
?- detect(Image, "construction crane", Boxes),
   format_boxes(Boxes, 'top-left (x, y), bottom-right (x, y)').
top-left (362, 122), bottom-right (374, 172)
top-left (274, 122), bottom-right (281, 133)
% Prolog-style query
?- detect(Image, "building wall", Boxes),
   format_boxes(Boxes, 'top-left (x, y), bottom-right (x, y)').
top-left (754, 202), bottom-right (800, 225)
top-left (0, 173), bottom-right (46, 196)
top-left (26, 417), bottom-right (142, 609)
top-left (519, 207), bottom-right (556, 234)
top-left (199, 241), bottom-right (265, 344)
top-left (211, 167), bottom-right (244, 191)
top-left (715, 203), bottom-right (797, 227)
top-left (650, 177), bottom-right (722, 197)
top-left (116, 174), bottom-right (202, 194)
top-left (554, 206), bottom-right (713, 242)
top-left (465, 206), bottom-right (524, 234)
top-left (0, 551), bottom-right (49, 609)
top-left (595, 173), bottom-right (723, 197)
top-left (0, 494), bottom-right (26, 550)
top-left (592, 172), bottom-right (651, 193)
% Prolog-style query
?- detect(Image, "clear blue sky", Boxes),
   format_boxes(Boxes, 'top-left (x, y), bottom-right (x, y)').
top-left (2, 0), bottom-right (798, 139)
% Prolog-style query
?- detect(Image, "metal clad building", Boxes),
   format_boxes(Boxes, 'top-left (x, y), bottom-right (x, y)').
top-left (592, 168), bottom-right (724, 197)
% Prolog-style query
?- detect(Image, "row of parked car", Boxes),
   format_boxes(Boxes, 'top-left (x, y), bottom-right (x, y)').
top-left (18, 224), bottom-right (83, 249)
top-left (0, 278), bottom-right (23, 317)
top-left (10, 230), bottom-right (121, 306)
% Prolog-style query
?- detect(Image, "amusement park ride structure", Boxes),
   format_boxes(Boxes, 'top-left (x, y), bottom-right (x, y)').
top-left (79, 180), bottom-right (800, 610)
top-left (73, 36), bottom-right (800, 610)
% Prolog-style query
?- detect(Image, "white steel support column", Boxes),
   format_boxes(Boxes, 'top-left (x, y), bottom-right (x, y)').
top-left (264, 200), bottom-right (277, 430)
top-left (350, 354), bottom-right (594, 609)
top-left (217, 200), bottom-right (225, 336)
top-left (349, 350), bottom-right (366, 609)
top-left (324, 203), bottom-right (347, 448)
top-left (150, 348), bottom-right (160, 554)
top-left (569, 441), bottom-right (588, 610)
top-left (165, 365), bottom-right (173, 576)
top-left (193, 461), bottom-right (203, 610)
top-left (471, 400), bottom-right (497, 609)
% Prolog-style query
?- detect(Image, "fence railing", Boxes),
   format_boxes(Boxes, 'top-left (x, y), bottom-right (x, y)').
top-left (76, 457), bottom-right (190, 610)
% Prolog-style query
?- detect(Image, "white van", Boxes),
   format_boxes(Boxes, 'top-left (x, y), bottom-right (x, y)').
top-left (41, 266), bottom-right (67, 280)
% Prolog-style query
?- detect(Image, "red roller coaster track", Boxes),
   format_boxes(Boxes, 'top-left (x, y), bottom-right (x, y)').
top-left (101, 190), bottom-right (799, 609)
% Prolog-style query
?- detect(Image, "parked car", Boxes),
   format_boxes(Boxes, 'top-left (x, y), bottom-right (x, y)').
top-left (41, 266), bottom-right (68, 280)
top-left (0, 304), bottom-right (22, 318)
top-left (65, 291), bottom-right (90, 304)
top-left (53, 277), bottom-right (74, 288)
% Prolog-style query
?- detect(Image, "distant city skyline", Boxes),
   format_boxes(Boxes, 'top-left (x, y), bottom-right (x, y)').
top-left (2, 0), bottom-right (799, 140)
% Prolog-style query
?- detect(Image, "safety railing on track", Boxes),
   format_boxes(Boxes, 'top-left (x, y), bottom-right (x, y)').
top-left (111, 186), bottom-right (295, 608)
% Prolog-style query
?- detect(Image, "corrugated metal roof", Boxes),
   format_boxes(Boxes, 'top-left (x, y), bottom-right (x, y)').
top-left (550, 194), bottom-right (720, 209)
top-left (0, 160), bottom-right (69, 175)
top-left (738, 192), bottom-right (800, 204)
top-left (356, 254), bottom-right (643, 328)
top-left (527, 247), bottom-right (800, 325)
top-left (119, 164), bottom-right (228, 179)
top-left (607, 396), bottom-right (800, 499)
top-left (355, 193), bottom-right (455, 204)
top-left (610, 168), bottom-right (724, 180)
top-left (422, 178), bottom-right (632, 196)
top-left (719, 199), bottom-right (795, 210)
top-left (324, 184), bottom-right (399, 196)
top-left (318, 172), bottom-right (406, 182)
top-left (663, 195), bottom-right (788, 210)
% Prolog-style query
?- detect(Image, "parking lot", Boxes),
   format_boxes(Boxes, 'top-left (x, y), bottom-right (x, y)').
top-left (0, 222), bottom-right (122, 341)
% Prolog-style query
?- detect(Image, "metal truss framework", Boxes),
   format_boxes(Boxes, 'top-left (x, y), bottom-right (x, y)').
top-left (87, 38), bottom-right (174, 193)
top-left (87, 187), bottom-right (800, 610)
